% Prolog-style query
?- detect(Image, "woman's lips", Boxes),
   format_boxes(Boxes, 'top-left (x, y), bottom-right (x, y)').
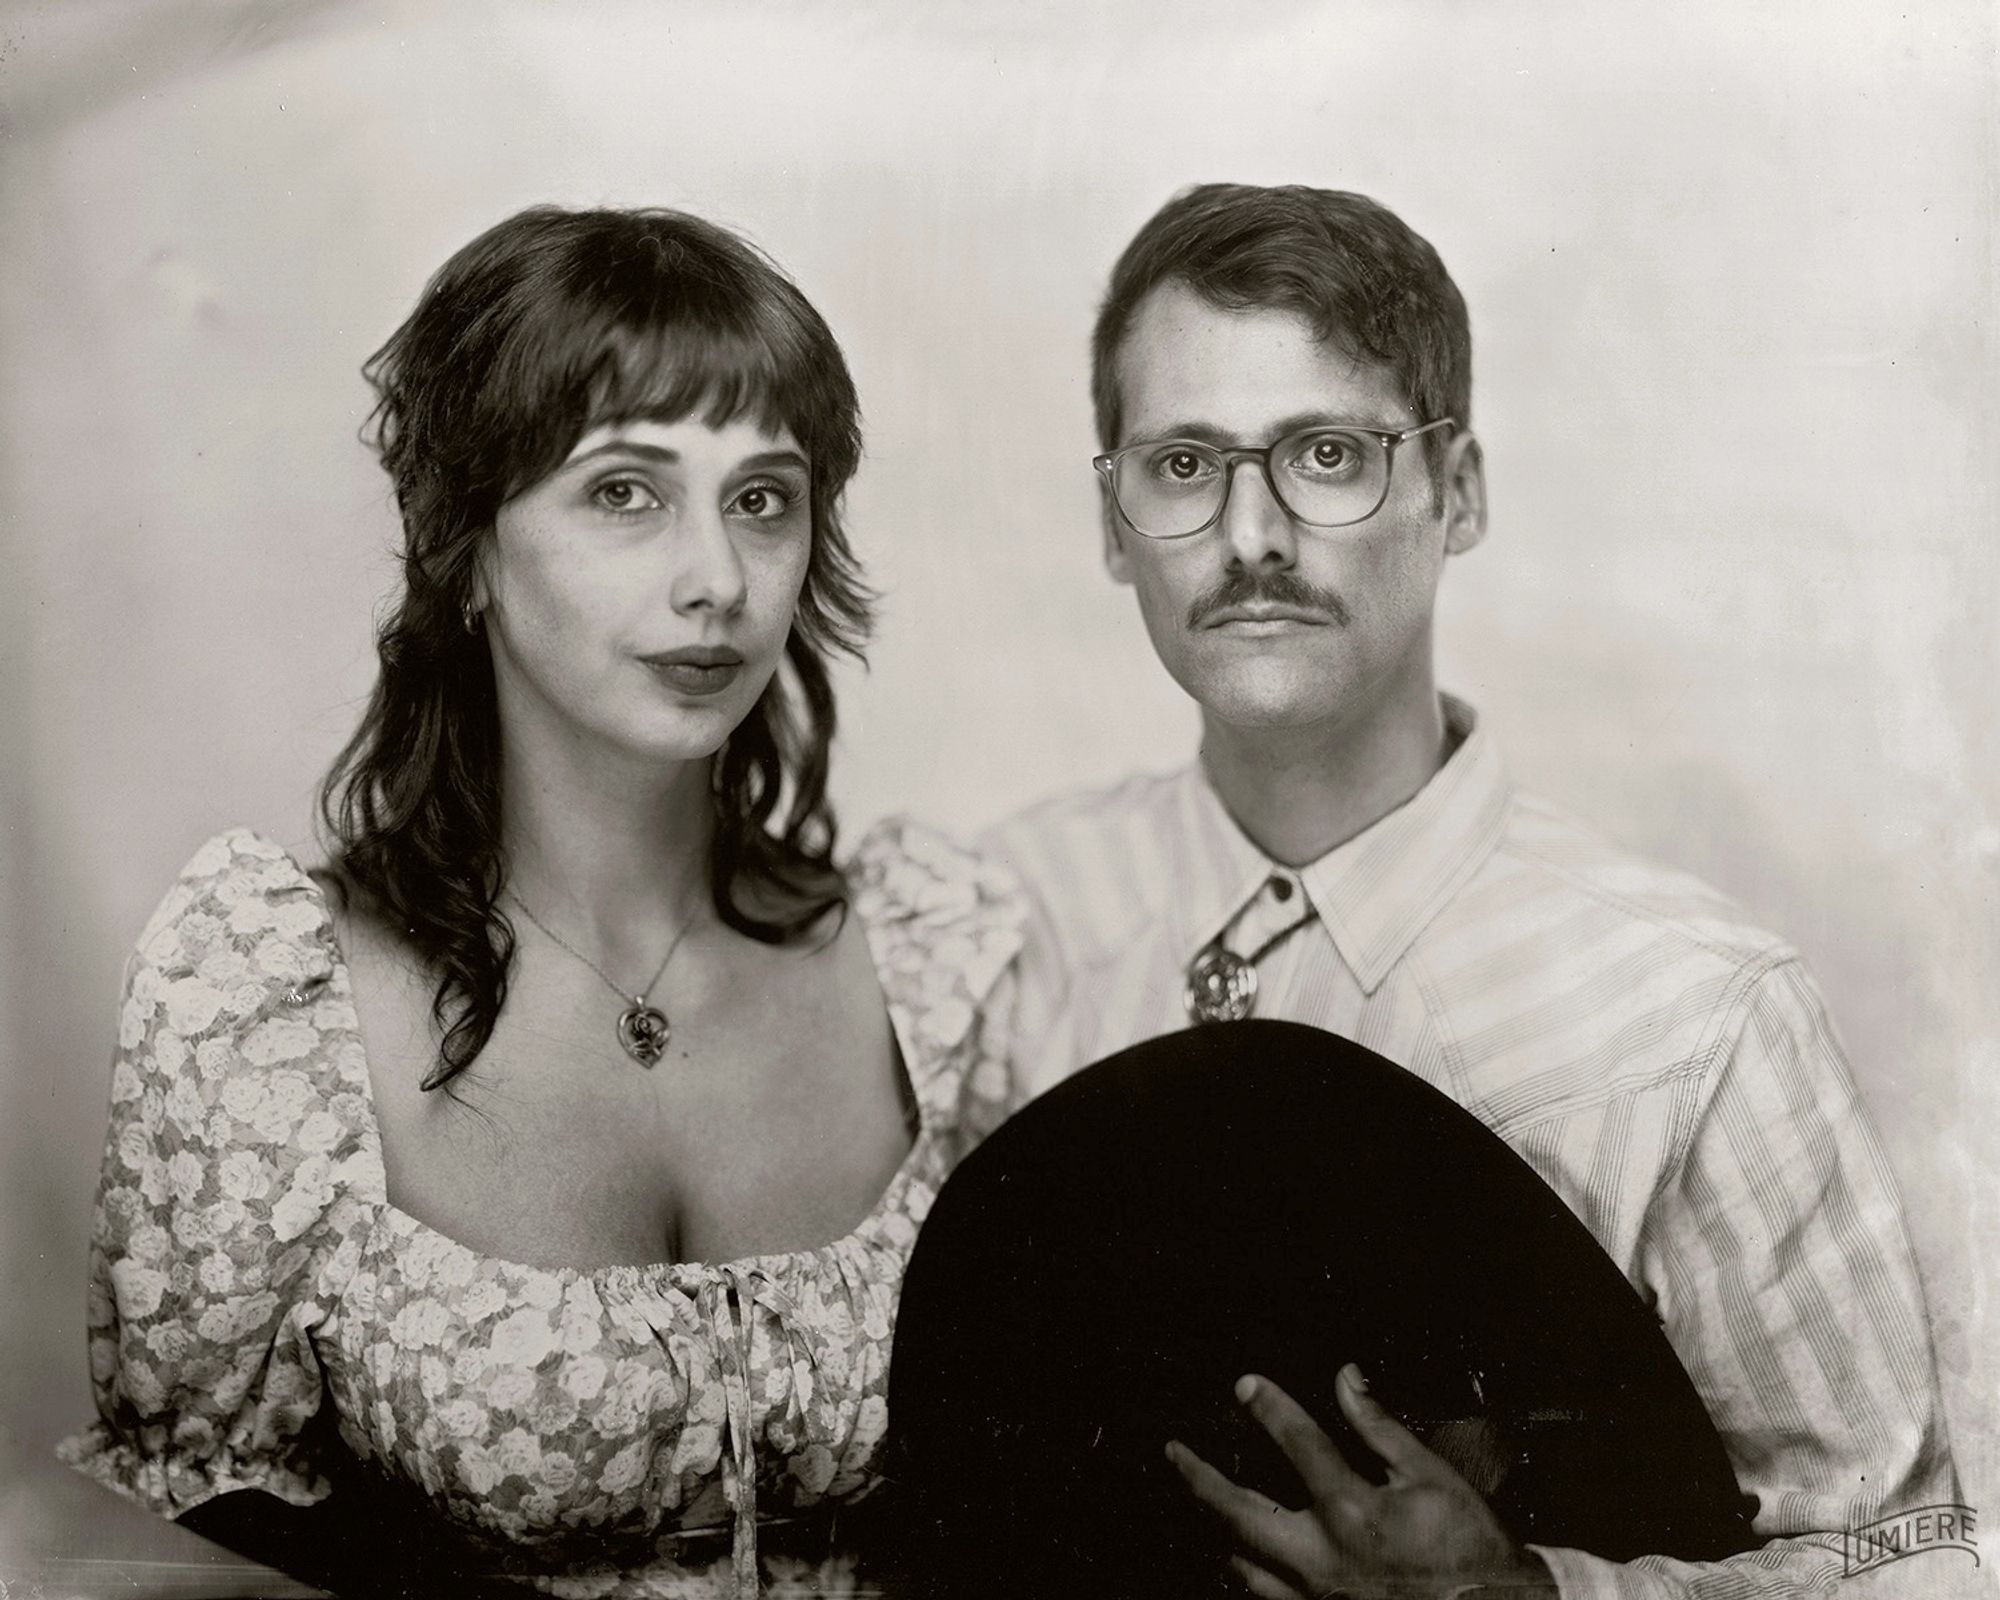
top-left (639, 648), bottom-right (744, 697)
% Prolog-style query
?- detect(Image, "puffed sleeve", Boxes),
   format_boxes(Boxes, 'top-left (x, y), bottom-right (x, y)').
top-left (58, 829), bottom-right (379, 1517)
top-left (846, 816), bottom-right (1029, 1156)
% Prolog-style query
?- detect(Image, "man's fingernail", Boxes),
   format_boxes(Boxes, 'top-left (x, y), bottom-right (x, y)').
top-left (1235, 1375), bottom-right (1258, 1404)
top-left (1344, 1363), bottom-right (1369, 1394)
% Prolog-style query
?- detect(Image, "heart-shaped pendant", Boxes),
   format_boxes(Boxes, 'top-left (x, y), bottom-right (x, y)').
top-left (617, 1003), bottom-right (671, 1066)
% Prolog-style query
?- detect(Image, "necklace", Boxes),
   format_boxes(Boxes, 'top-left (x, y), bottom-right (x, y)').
top-left (1184, 883), bottom-right (1320, 1025)
top-left (504, 889), bottom-right (699, 1066)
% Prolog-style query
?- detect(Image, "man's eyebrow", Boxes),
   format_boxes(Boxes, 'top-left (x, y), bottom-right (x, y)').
top-left (1128, 409), bottom-right (1412, 447)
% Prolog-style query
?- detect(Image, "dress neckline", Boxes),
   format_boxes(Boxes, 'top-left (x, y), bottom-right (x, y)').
top-left (264, 832), bottom-right (940, 1288)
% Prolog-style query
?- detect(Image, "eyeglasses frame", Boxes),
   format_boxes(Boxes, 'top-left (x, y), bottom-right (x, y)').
top-left (1092, 416), bottom-right (1458, 540)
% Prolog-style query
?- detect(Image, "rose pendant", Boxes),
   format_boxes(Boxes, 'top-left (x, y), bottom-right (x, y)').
top-left (617, 1002), bottom-right (671, 1066)
top-left (1184, 945), bottom-right (1258, 1024)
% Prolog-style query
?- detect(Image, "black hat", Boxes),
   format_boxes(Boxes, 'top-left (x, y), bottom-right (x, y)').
top-left (885, 1021), bottom-right (1754, 1597)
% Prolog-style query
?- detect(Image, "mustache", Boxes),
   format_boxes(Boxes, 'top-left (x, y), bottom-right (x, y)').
top-left (1186, 568), bottom-right (1352, 629)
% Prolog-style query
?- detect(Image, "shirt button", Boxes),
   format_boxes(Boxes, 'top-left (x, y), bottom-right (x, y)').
top-left (1269, 875), bottom-right (1294, 903)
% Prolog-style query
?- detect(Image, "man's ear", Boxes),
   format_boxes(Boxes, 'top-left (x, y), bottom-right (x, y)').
top-left (1441, 431), bottom-right (1488, 557)
top-left (1100, 482), bottom-right (1135, 584)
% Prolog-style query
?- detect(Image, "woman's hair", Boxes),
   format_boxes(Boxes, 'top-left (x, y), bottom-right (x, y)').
top-left (320, 205), bottom-right (871, 1090)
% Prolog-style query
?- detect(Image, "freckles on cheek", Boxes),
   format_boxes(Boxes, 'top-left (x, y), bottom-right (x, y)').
top-left (753, 538), bottom-right (814, 632)
top-left (500, 526), bottom-right (625, 644)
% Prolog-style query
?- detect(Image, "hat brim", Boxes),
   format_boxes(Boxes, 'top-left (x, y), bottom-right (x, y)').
top-left (885, 1020), bottom-right (1753, 1595)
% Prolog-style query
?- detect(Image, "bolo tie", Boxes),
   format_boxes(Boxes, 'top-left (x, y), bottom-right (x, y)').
top-left (1183, 878), bottom-right (1321, 1024)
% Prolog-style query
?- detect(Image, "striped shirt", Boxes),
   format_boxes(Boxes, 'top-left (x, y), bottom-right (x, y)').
top-left (981, 696), bottom-right (1956, 1599)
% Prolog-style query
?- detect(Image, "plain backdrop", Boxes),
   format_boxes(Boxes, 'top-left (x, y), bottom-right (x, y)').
top-left (2, 0), bottom-right (1995, 1574)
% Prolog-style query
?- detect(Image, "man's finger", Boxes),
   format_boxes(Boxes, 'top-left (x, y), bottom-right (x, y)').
top-left (1235, 1374), bottom-right (1365, 1503)
top-left (1229, 1553), bottom-right (1309, 1599)
top-left (1165, 1439), bottom-right (1314, 1573)
top-left (1333, 1362), bottom-right (1434, 1480)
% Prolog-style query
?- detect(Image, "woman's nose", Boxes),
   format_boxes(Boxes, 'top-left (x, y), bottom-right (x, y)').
top-left (670, 504), bottom-right (747, 617)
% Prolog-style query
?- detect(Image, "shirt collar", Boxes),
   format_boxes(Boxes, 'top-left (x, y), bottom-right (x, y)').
top-left (1171, 695), bottom-right (1512, 996)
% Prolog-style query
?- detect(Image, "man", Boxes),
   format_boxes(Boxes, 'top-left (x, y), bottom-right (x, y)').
top-left (982, 184), bottom-right (1957, 1598)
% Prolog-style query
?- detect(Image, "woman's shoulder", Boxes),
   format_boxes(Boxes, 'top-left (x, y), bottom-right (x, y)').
top-left (846, 816), bottom-right (1026, 942)
top-left (117, 828), bottom-right (372, 1165)
top-left (137, 827), bottom-right (330, 955)
top-left (844, 818), bottom-right (1028, 1131)
top-left (843, 815), bottom-right (1027, 1018)
top-left (127, 828), bottom-right (340, 1037)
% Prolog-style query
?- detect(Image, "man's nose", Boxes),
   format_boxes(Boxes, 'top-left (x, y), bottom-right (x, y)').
top-left (670, 504), bottom-right (748, 617)
top-left (1218, 456), bottom-right (1299, 569)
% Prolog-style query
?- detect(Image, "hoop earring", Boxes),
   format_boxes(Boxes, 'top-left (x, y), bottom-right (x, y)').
top-left (462, 600), bottom-right (482, 635)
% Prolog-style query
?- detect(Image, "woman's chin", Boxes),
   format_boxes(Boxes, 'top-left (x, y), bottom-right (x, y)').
top-left (612, 695), bottom-right (764, 765)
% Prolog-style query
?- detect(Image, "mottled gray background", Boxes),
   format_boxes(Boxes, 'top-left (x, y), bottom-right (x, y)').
top-left (2, 0), bottom-right (1994, 1572)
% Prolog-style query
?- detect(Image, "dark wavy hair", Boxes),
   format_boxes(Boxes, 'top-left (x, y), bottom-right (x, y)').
top-left (320, 205), bottom-right (871, 1090)
top-left (1091, 183), bottom-right (1471, 498)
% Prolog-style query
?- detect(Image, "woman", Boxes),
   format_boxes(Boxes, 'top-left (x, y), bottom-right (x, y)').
top-left (59, 205), bottom-right (1026, 1597)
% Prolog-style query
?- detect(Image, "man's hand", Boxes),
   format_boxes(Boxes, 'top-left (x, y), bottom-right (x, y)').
top-left (1166, 1364), bottom-right (1558, 1599)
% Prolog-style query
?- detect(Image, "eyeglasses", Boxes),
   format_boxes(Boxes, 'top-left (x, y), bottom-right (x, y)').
top-left (1093, 418), bottom-right (1455, 540)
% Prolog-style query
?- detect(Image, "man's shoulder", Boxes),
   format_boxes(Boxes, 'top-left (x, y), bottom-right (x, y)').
top-left (978, 765), bottom-right (1198, 883)
top-left (978, 767), bottom-right (1194, 954)
top-left (1475, 788), bottom-right (1799, 977)
top-left (1417, 792), bottom-right (1824, 1130)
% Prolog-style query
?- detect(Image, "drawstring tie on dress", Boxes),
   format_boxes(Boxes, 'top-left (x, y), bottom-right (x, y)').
top-left (696, 1264), bottom-right (822, 1600)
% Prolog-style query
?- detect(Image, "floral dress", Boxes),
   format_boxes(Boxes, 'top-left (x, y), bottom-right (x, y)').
top-left (60, 821), bottom-right (1026, 1597)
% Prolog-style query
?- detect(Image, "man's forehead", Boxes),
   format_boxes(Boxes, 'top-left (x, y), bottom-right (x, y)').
top-left (1112, 281), bottom-right (1412, 443)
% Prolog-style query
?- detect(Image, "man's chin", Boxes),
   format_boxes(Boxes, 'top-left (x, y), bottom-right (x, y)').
top-left (1171, 663), bottom-right (1354, 732)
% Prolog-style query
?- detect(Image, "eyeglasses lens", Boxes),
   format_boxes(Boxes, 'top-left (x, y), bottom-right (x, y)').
top-left (1114, 428), bottom-right (1392, 538)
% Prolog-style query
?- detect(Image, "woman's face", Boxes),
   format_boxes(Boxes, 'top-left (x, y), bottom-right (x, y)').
top-left (478, 412), bottom-right (814, 769)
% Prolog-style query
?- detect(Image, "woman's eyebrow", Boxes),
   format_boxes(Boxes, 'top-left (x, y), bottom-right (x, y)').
top-left (565, 438), bottom-right (680, 466)
top-left (560, 442), bottom-right (809, 471)
top-left (738, 449), bottom-right (809, 473)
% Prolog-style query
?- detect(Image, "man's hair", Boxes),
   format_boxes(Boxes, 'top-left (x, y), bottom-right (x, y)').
top-left (1090, 184), bottom-right (1472, 489)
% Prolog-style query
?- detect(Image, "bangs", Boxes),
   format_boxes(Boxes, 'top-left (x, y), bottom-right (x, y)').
top-left (429, 209), bottom-right (860, 503)
top-left (576, 315), bottom-right (803, 449)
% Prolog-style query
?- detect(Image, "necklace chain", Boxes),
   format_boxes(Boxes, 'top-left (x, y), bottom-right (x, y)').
top-left (504, 890), bottom-right (697, 1007)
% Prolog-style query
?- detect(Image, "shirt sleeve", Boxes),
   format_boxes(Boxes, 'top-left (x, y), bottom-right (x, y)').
top-left (1530, 957), bottom-right (1959, 1598)
top-left (972, 818), bottom-right (1081, 1105)
top-left (57, 831), bottom-right (371, 1518)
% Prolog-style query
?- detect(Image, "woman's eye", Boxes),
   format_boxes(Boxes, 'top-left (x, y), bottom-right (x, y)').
top-left (730, 482), bottom-right (796, 521)
top-left (591, 477), bottom-right (663, 514)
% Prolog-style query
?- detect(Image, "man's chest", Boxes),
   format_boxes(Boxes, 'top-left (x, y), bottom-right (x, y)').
top-left (1043, 929), bottom-right (1717, 1279)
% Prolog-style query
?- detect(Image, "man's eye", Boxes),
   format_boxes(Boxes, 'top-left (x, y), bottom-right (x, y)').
top-left (1150, 448), bottom-right (1215, 483)
top-left (592, 477), bottom-right (663, 514)
top-left (730, 482), bottom-right (796, 520)
top-left (1291, 434), bottom-right (1363, 477)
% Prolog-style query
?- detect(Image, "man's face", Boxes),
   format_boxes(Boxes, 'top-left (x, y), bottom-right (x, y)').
top-left (1102, 281), bottom-right (1484, 734)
